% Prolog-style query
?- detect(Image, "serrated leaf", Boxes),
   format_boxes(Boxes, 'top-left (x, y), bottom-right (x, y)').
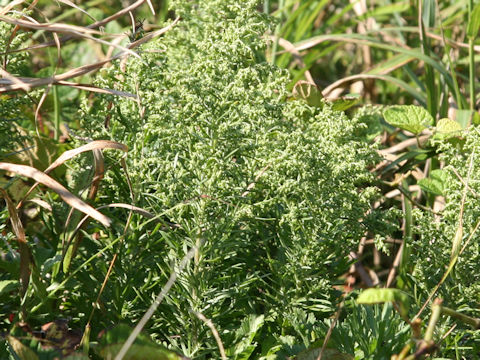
top-left (7, 336), bottom-right (39, 360)
top-left (292, 81), bottom-right (323, 108)
top-left (418, 169), bottom-right (448, 196)
top-left (467, 2), bottom-right (480, 39)
top-left (383, 105), bottom-right (434, 135)
top-left (0, 280), bottom-right (19, 295)
top-left (357, 288), bottom-right (410, 319)
top-left (433, 118), bottom-right (462, 140)
top-left (227, 314), bottom-right (265, 359)
top-left (296, 348), bottom-right (354, 360)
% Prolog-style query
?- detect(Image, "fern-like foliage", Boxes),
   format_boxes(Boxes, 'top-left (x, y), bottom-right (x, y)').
top-left (0, 19), bottom-right (31, 159)
top-left (76, 0), bottom-right (388, 356)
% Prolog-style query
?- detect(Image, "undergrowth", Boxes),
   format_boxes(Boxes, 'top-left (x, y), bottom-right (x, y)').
top-left (75, 0), bottom-right (390, 356)
top-left (1, 0), bottom-right (480, 359)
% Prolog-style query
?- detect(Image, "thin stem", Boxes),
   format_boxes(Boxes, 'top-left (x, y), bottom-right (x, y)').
top-left (469, 37), bottom-right (475, 111)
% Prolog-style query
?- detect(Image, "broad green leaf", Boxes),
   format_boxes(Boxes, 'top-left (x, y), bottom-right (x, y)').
top-left (357, 288), bottom-right (410, 319)
top-left (292, 81), bottom-right (323, 108)
top-left (296, 348), bottom-right (353, 360)
top-left (418, 169), bottom-right (448, 196)
top-left (7, 336), bottom-right (39, 360)
top-left (467, 2), bottom-right (480, 39)
top-left (0, 280), bottom-right (18, 296)
top-left (433, 118), bottom-right (462, 140)
top-left (383, 105), bottom-right (434, 135)
top-left (97, 324), bottom-right (186, 360)
top-left (436, 118), bottom-right (462, 137)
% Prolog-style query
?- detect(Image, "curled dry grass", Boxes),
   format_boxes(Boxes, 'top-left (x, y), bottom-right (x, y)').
top-left (0, 0), bottom-right (178, 95)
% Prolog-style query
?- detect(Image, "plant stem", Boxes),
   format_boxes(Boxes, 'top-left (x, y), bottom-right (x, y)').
top-left (469, 37), bottom-right (475, 111)
top-left (424, 298), bottom-right (443, 341)
top-left (442, 306), bottom-right (480, 329)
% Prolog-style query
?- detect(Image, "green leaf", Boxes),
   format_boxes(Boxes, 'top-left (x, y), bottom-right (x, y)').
top-left (473, 112), bottom-right (480, 125)
top-left (383, 105), bottom-right (434, 135)
top-left (433, 118), bottom-right (462, 140)
top-left (451, 224), bottom-right (463, 261)
top-left (467, 2), bottom-right (480, 39)
top-left (418, 169), bottom-right (448, 196)
top-left (7, 336), bottom-right (39, 360)
top-left (456, 109), bottom-right (477, 128)
top-left (99, 344), bottom-right (186, 360)
top-left (227, 315), bottom-right (265, 359)
top-left (330, 95), bottom-right (360, 112)
top-left (0, 280), bottom-right (19, 296)
top-left (296, 348), bottom-right (353, 360)
top-left (64, 354), bottom-right (91, 360)
top-left (97, 324), bottom-right (186, 360)
top-left (292, 81), bottom-right (323, 108)
top-left (357, 288), bottom-right (410, 320)
top-left (422, 0), bottom-right (436, 28)
top-left (380, 148), bottom-right (434, 175)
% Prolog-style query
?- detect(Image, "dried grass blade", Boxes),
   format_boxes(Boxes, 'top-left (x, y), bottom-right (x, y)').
top-left (27, 198), bottom-right (52, 211)
top-left (145, 0), bottom-right (155, 15)
top-left (0, 68), bottom-right (30, 91)
top-left (0, 15), bottom-right (102, 35)
top-left (6, 0), bottom-right (148, 53)
top-left (127, 17), bottom-right (180, 49)
top-left (88, 149), bottom-right (104, 200)
top-left (57, 0), bottom-right (97, 22)
top-left (70, 204), bottom-right (157, 241)
top-left (0, 53), bottom-right (123, 92)
top-left (45, 140), bottom-right (128, 174)
top-left (0, 15), bottom-right (139, 59)
top-left (0, 0), bottom-right (24, 15)
top-left (121, 158), bottom-right (135, 202)
top-left (272, 36), bottom-right (314, 84)
top-left (18, 140), bottom-right (127, 209)
top-left (55, 81), bottom-right (137, 98)
top-left (87, 0), bottom-right (146, 29)
top-left (0, 188), bottom-right (33, 297)
top-left (322, 73), bottom-right (425, 104)
top-left (0, 162), bottom-right (111, 227)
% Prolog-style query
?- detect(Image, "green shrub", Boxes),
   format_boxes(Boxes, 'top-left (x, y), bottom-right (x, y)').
top-left (73, 0), bottom-right (392, 356)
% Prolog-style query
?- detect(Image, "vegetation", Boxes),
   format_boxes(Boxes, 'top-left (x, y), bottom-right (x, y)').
top-left (1, 0), bottom-right (480, 359)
